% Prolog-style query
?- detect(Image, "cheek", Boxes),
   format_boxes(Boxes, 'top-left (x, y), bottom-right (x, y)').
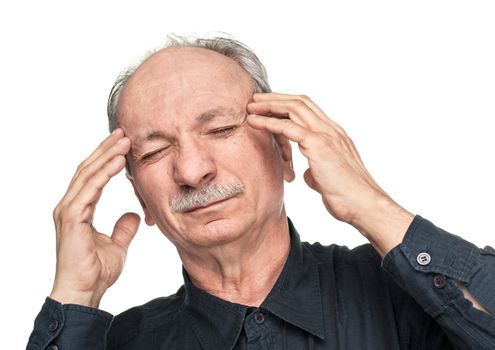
top-left (232, 129), bottom-right (283, 181)
top-left (133, 165), bottom-right (174, 209)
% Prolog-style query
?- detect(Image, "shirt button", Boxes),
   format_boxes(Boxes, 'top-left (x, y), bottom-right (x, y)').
top-left (254, 312), bottom-right (265, 324)
top-left (47, 345), bottom-right (59, 350)
top-left (433, 274), bottom-right (447, 289)
top-left (48, 320), bottom-right (59, 332)
top-left (416, 252), bottom-right (431, 266)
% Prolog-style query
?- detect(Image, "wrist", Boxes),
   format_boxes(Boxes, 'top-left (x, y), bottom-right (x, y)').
top-left (49, 287), bottom-right (102, 308)
top-left (351, 195), bottom-right (414, 257)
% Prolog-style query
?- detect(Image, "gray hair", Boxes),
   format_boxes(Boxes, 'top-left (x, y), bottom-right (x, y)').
top-left (106, 34), bottom-right (272, 133)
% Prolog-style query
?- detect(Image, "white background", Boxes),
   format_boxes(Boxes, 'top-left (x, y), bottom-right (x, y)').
top-left (1, 0), bottom-right (494, 347)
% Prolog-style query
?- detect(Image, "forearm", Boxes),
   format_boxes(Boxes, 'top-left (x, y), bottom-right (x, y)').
top-left (381, 215), bottom-right (495, 349)
top-left (353, 196), bottom-right (493, 316)
top-left (27, 297), bottom-right (112, 350)
top-left (351, 195), bottom-right (414, 258)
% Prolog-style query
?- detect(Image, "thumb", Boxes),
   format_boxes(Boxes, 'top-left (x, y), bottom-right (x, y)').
top-left (111, 212), bottom-right (141, 250)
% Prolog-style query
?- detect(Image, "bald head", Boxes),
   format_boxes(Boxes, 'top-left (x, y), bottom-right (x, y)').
top-left (107, 35), bottom-right (271, 133)
top-left (128, 46), bottom-right (253, 94)
top-left (117, 47), bottom-right (253, 127)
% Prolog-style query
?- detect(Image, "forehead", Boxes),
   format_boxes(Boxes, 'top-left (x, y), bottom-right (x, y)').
top-left (117, 47), bottom-right (253, 136)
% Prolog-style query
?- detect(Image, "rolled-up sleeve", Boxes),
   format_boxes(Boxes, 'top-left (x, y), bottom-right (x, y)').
top-left (26, 297), bottom-right (113, 350)
top-left (382, 215), bottom-right (495, 349)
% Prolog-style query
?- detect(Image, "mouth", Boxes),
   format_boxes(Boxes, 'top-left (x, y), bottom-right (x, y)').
top-left (184, 196), bottom-right (233, 213)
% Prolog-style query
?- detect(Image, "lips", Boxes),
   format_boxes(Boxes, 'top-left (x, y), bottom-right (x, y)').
top-left (184, 196), bottom-right (232, 213)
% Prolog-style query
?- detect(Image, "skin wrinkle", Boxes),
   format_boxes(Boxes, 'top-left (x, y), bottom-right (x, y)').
top-left (128, 109), bottom-right (247, 162)
top-left (118, 47), bottom-right (294, 306)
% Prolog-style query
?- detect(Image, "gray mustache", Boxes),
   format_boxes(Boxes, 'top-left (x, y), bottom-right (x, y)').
top-left (171, 183), bottom-right (245, 213)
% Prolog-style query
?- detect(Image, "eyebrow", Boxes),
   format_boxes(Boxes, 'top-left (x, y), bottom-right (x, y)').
top-left (130, 107), bottom-right (242, 157)
top-left (196, 107), bottom-right (238, 123)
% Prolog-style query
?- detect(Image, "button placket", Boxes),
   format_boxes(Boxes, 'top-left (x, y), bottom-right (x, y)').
top-left (254, 312), bottom-right (265, 324)
top-left (243, 309), bottom-right (272, 347)
top-left (48, 320), bottom-right (59, 332)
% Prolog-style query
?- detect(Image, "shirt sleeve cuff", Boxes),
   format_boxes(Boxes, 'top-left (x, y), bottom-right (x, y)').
top-left (381, 215), bottom-right (495, 317)
top-left (27, 297), bottom-right (113, 350)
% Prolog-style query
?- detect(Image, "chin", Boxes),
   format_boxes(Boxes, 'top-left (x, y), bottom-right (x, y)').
top-left (187, 216), bottom-right (249, 248)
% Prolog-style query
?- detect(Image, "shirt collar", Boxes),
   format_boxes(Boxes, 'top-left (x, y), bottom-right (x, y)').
top-left (182, 218), bottom-right (325, 350)
top-left (261, 219), bottom-right (325, 339)
top-left (183, 271), bottom-right (247, 350)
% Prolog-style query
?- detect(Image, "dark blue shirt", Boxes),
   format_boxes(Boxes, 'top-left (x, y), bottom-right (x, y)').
top-left (27, 216), bottom-right (495, 349)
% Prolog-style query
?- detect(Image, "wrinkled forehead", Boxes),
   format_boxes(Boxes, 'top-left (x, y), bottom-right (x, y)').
top-left (118, 84), bottom-right (252, 138)
top-left (117, 47), bottom-right (253, 134)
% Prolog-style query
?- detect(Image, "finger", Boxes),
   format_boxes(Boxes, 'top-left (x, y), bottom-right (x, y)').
top-left (252, 93), bottom-right (347, 136)
top-left (253, 92), bottom-right (328, 119)
top-left (84, 128), bottom-right (125, 167)
top-left (62, 137), bottom-right (131, 205)
top-left (247, 114), bottom-right (311, 144)
top-left (111, 212), bottom-right (141, 250)
top-left (251, 94), bottom-right (358, 166)
top-left (68, 155), bottom-right (127, 223)
top-left (64, 129), bottom-right (126, 198)
top-left (67, 129), bottom-right (124, 182)
top-left (247, 99), bottom-right (329, 132)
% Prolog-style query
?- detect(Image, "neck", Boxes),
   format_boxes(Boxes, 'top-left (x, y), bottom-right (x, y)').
top-left (178, 212), bottom-right (291, 307)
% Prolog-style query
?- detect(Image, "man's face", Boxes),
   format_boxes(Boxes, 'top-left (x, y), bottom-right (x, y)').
top-left (117, 47), bottom-right (293, 251)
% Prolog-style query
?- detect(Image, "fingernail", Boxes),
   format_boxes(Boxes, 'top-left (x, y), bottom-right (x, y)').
top-left (112, 128), bottom-right (121, 135)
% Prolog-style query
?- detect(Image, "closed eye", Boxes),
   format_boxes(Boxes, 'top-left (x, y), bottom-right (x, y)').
top-left (141, 147), bottom-right (170, 161)
top-left (208, 125), bottom-right (238, 136)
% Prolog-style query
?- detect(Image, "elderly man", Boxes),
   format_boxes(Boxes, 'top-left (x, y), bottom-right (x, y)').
top-left (28, 36), bottom-right (495, 349)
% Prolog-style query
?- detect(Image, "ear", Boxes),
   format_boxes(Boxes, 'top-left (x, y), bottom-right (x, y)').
top-left (126, 173), bottom-right (156, 226)
top-left (274, 135), bottom-right (295, 182)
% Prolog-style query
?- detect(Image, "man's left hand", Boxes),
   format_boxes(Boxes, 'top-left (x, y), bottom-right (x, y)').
top-left (247, 92), bottom-right (414, 256)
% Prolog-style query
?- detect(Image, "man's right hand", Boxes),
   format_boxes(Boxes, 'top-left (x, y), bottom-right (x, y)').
top-left (49, 128), bottom-right (140, 308)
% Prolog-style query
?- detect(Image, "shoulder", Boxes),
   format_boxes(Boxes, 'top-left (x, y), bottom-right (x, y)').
top-left (304, 240), bottom-right (406, 299)
top-left (303, 240), bottom-right (382, 269)
top-left (107, 286), bottom-right (188, 347)
top-left (303, 240), bottom-right (416, 308)
top-left (302, 240), bottom-right (393, 291)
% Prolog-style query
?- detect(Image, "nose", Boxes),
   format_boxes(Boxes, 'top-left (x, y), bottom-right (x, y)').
top-left (173, 138), bottom-right (217, 188)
